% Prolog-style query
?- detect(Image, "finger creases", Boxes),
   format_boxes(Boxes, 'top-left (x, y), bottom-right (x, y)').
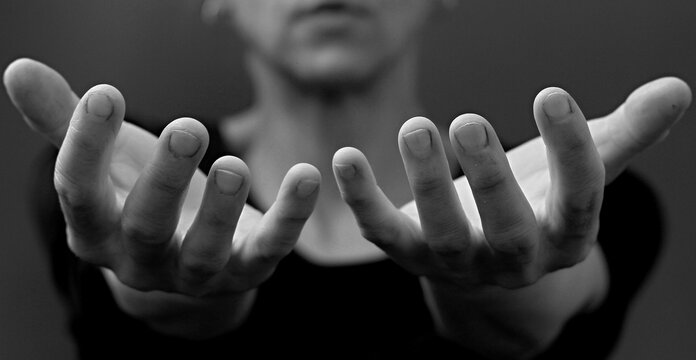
top-left (239, 163), bottom-right (320, 270)
top-left (179, 156), bottom-right (250, 283)
top-left (398, 117), bottom-right (470, 253)
top-left (533, 88), bottom-right (604, 261)
top-left (332, 147), bottom-right (419, 253)
top-left (56, 85), bottom-right (125, 191)
top-left (121, 118), bottom-right (209, 264)
top-left (54, 85), bottom-right (126, 258)
top-left (449, 114), bottom-right (538, 265)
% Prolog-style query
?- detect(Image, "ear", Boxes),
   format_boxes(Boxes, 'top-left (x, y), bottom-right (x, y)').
top-left (200, 0), bottom-right (234, 25)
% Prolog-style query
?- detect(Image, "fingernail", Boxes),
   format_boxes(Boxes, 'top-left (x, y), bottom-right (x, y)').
top-left (543, 92), bottom-right (573, 119)
top-left (169, 130), bottom-right (201, 158)
top-left (86, 93), bottom-right (113, 119)
top-left (296, 179), bottom-right (319, 198)
top-left (335, 164), bottom-right (356, 179)
top-left (404, 129), bottom-right (432, 159)
top-left (454, 122), bottom-right (488, 151)
top-left (215, 169), bottom-right (243, 195)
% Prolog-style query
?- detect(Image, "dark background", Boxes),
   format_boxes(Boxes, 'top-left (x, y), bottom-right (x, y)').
top-left (1, 0), bottom-right (695, 358)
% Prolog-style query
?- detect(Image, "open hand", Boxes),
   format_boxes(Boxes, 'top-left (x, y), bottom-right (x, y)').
top-left (332, 78), bottom-right (691, 356)
top-left (4, 58), bottom-right (321, 338)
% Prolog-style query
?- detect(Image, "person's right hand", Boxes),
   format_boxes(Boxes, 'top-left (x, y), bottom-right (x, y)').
top-left (3, 58), bottom-right (321, 339)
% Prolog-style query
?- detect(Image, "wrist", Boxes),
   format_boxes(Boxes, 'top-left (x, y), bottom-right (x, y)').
top-left (102, 268), bottom-right (256, 340)
top-left (421, 245), bottom-right (609, 359)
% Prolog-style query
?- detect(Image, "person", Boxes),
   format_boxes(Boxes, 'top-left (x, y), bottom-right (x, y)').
top-left (2, 0), bottom-right (692, 359)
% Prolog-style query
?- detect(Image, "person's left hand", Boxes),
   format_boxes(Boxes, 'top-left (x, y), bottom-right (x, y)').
top-left (332, 78), bottom-right (691, 358)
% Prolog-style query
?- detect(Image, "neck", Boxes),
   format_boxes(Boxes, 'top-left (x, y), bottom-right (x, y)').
top-left (222, 47), bottom-right (426, 264)
top-left (242, 47), bottom-right (424, 203)
top-left (251, 51), bottom-right (422, 157)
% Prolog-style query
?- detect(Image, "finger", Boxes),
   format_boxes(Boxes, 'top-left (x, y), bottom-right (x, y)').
top-left (533, 88), bottom-right (604, 266)
top-left (333, 147), bottom-right (423, 257)
top-left (398, 117), bottom-right (470, 256)
top-left (54, 85), bottom-right (125, 264)
top-left (236, 163), bottom-right (320, 270)
top-left (179, 156), bottom-right (250, 284)
top-left (121, 118), bottom-right (209, 264)
top-left (590, 77), bottom-right (692, 182)
top-left (3, 58), bottom-right (80, 147)
top-left (449, 114), bottom-right (538, 267)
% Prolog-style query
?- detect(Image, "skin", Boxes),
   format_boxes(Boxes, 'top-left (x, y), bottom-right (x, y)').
top-left (3, 0), bottom-right (693, 357)
top-left (223, 0), bottom-right (434, 89)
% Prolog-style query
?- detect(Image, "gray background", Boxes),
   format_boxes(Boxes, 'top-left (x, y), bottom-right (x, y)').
top-left (1, 0), bottom-right (695, 358)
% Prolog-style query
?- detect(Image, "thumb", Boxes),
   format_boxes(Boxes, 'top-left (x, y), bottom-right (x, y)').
top-left (590, 76), bottom-right (692, 183)
top-left (3, 58), bottom-right (80, 147)
top-left (619, 76), bottom-right (692, 148)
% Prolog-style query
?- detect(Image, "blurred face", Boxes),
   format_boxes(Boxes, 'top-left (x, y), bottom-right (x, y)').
top-left (224, 0), bottom-right (435, 87)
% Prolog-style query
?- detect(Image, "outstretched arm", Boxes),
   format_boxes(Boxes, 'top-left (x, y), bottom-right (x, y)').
top-left (4, 58), bottom-right (321, 339)
top-left (332, 77), bottom-right (691, 359)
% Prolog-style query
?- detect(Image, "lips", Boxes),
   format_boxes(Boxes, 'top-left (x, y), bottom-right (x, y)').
top-left (294, 0), bottom-right (371, 20)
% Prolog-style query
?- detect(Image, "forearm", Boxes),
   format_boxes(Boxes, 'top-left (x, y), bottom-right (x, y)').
top-left (422, 245), bottom-right (609, 360)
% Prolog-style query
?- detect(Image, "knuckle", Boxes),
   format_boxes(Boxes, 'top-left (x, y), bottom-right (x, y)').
top-left (470, 168), bottom-right (508, 195)
top-left (493, 238), bottom-right (537, 266)
top-left (341, 191), bottom-right (370, 209)
top-left (493, 268), bottom-right (540, 289)
top-left (411, 176), bottom-right (447, 197)
top-left (252, 233), bottom-right (296, 265)
top-left (274, 206), bottom-right (310, 228)
top-left (359, 220), bottom-right (398, 246)
top-left (488, 222), bottom-right (538, 263)
top-left (149, 172), bottom-right (188, 196)
top-left (180, 254), bottom-right (226, 282)
top-left (202, 210), bottom-right (234, 230)
top-left (64, 127), bottom-right (104, 155)
top-left (120, 219), bottom-right (176, 261)
top-left (558, 133), bottom-right (589, 158)
top-left (54, 173), bottom-right (112, 240)
top-left (65, 229), bottom-right (111, 266)
top-left (428, 238), bottom-right (466, 258)
top-left (558, 195), bottom-right (602, 238)
top-left (558, 146), bottom-right (605, 183)
top-left (546, 235), bottom-right (596, 271)
top-left (254, 243), bottom-right (287, 265)
top-left (121, 219), bottom-right (162, 244)
top-left (54, 170), bottom-right (94, 210)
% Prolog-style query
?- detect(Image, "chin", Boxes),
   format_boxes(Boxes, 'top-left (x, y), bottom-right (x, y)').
top-left (281, 48), bottom-right (387, 91)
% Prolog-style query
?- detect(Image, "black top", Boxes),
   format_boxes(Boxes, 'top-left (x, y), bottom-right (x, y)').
top-left (30, 122), bottom-right (663, 359)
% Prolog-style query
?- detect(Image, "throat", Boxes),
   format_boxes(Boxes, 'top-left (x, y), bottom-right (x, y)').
top-left (294, 203), bottom-right (388, 266)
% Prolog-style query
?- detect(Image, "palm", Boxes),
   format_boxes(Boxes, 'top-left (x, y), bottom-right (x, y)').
top-left (5, 59), bottom-right (319, 304)
top-left (102, 121), bottom-right (270, 295)
top-left (422, 136), bottom-right (552, 230)
top-left (345, 78), bottom-right (691, 290)
top-left (109, 122), bottom-right (263, 247)
top-left (394, 133), bottom-right (558, 285)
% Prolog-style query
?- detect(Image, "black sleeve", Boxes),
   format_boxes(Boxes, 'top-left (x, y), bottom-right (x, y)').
top-left (536, 169), bottom-right (664, 359)
top-left (29, 125), bottom-right (662, 360)
top-left (28, 125), bottom-right (251, 360)
top-left (327, 169), bottom-right (665, 360)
